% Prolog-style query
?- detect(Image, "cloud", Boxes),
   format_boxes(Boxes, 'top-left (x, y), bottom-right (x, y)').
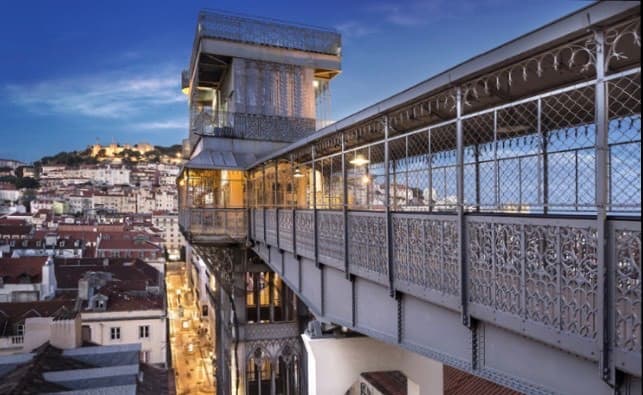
top-left (133, 119), bottom-right (187, 131)
top-left (335, 21), bottom-right (377, 38)
top-left (4, 68), bottom-right (186, 119)
top-left (363, 0), bottom-right (512, 28)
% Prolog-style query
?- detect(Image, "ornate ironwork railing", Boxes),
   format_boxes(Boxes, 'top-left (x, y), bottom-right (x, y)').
top-left (251, 208), bottom-right (641, 374)
top-left (278, 208), bottom-right (294, 252)
top-left (197, 10), bottom-right (341, 56)
top-left (179, 208), bottom-right (246, 241)
top-left (243, 321), bottom-right (300, 341)
top-left (191, 110), bottom-right (316, 143)
top-left (265, 208), bottom-right (278, 246)
top-left (318, 210), bottom-right (344, 268)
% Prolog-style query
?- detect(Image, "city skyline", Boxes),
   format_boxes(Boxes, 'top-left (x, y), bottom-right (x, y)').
top-left (0, 0), bottom-right (585, 162)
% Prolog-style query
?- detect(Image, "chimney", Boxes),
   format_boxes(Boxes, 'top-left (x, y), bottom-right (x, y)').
top-left (50, 311), bottom-right (82, 349)
top-left (41, 256), bottom-right (56, 300)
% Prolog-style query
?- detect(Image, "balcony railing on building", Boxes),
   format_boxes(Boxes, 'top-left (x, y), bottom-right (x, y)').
top-left (197, 10), bottom-right (341, 56)
top-left (179, 208), bottom-right (246, 242)
top-left (178, 168), bottom-right (247, 243)
top-left (191, 109), bottom-right (316, 143)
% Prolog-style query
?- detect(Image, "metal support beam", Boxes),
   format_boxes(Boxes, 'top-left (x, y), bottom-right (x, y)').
top-left (275, 160), bottom-right (280, 249)
top-left (342, 133), bottom-right (350, 278)
top-left (594, 29), bottom-right (615, 388)
top-left (291, 154), bottom-right (297, 257)
top-left (262, 164), bottom-right (267, 243)
top-left (246, 172), bottom-right (252, 245)
top-left (384, 115), bottom-right (395, 296)
top-left (456, 87), bottom-right (471, 327)
top-left (312, 146), bottom-right (320, 268)
top-left (427, 129), bottom-right (433, 213)
top-left (539, 98), bottom-right (548, 215)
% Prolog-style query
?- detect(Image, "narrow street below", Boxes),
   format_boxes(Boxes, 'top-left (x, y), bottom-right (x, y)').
top-left (166, 263), bottom-right (216, 395)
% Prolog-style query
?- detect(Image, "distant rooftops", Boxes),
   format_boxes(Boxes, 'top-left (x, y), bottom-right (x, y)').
top-left (0, 343), bottom-right (173, 394)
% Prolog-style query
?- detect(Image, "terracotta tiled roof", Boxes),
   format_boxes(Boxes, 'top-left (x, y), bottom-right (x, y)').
top-left (0, 256), bottom-right (47, 283)
top-left (97, 238), bottom-right (161, 251)
top-left (361, 371), bottom-right (407, 395)
top-left (0, 224), bottom-right (32, 236)
top-left (444, 366), bottom-right (522, 395)
top-left (0, 301), bottom-right (74, 336)
top-left (54, 259), bottom-right (160, 289)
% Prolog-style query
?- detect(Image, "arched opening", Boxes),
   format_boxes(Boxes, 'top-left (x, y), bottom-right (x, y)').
top-left (246, 349), bottom-right (272, 395)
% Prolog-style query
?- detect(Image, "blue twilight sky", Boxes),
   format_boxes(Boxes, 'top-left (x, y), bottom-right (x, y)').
top-left (0, 0), bottom-right (590, 163)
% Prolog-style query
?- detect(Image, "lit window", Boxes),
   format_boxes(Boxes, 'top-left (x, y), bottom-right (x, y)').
top-left (139, 325), bottom-right (150, 339)
top-left (110, 327), bottom-right (121, 340)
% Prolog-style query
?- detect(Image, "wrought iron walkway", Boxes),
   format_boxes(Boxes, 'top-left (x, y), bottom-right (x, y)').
top-left (243, 5), bottom-right (641, 395)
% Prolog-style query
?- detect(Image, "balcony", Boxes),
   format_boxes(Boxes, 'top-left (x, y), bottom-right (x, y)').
top-left (196, 11), bottom-right (341, 56)
top-left (241, 321), bottom-right (300, 341)
top-left (191, 110), bottom-right (316, 143)
top-left (0, 335), bottom-right (24, 350)
top-left (179, 208), bottom-right (246, 244)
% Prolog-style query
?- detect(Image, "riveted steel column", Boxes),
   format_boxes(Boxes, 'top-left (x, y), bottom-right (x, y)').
top-left (384, 115), bottom-right (394, 296)
top-left (275, 160), bottom-right (280, 248)
top-left (262, 164), bottom-right (267, 243)
top-left (342, 133), bottom-right (350, 278)
top-left (539, 98), bottom-right (548, 214)
top-left (291, 154), bottom-right (297, 257)
top-left (312, 146), bottom-right (319, 268)
top-left (246, 171), bottom-right (252, 244)
top-left (456, 87), bottom-right (470, 327)
top-left (427, 129), bottom-right (433, 212)
top-left (594, 30), bottom-right (614, 387)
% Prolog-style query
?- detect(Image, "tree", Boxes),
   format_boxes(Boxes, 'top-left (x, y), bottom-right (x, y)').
top-left (0, 175), bottom-right (17, 184)
top-left (15, 177), bottom-right (39, 189)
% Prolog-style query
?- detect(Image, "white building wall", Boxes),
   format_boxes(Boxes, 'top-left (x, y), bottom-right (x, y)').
top-left (302, 334), bottom-right (443, 395)
top-left (81, 310), bottom-right (167, 365)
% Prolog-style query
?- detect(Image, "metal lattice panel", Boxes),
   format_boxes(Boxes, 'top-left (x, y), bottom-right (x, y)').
top-left (392, 214), bottom-right (459, 297)
top-left (265, 209), bottom-right (278, 246)
top-left (198, 11), bottom-right (341, 56)
top-left (467, 217), bottom-right (598, 340)
top-left (318, 211), bottom-right (344, 265)
top-left (278, 209), bottom-right (294, 252)
top-left (255, 208), bottom-right (264, 243)
top-left (348, 212), bottom-right (388, 277)
top-left (295, 210), bottom-right (314, 258)
top-left (607, 72), bottom-right (641, 213)
top-left (613, 223), bottom-right (641, 355)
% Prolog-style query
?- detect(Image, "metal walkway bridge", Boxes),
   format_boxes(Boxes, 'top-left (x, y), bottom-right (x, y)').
top-left (242, 4), bottom-right (641, 395)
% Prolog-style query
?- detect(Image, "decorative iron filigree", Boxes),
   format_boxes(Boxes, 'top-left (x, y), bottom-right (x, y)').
top-left (295, 210), bottom-right (314, 258)
top-left (604, 17), bottom-right (641, 71)
top-left (614, 227), bottom-right (641, 353)
top-left (265, 209), bottom-right (278, 246)
top-left (255, 209), bottom-right (265, 243)
top-left (245, 336), bottom-right (302, 366)
top-left (462, 34), bottom-right (596, 108)
top-left (392, 215), bottom-right (459, 296)
top-left (278, 209), bottom-right (294, 252)
top-left (348, 212), bottom-right (387, 276)
top-left (318, 211), bottom-right (344, 264)
top-left (192, 245), bottom-right (238, 294)
top-left (468, 219), bottom-right (598, 340)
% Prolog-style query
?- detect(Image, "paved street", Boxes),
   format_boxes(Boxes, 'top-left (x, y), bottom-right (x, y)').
top-left (166, 264), bottom-right (215, 395)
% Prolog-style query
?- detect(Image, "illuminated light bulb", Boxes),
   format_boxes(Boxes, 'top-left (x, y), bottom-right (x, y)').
top-left (349, 154), bottom-right (370, 166)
